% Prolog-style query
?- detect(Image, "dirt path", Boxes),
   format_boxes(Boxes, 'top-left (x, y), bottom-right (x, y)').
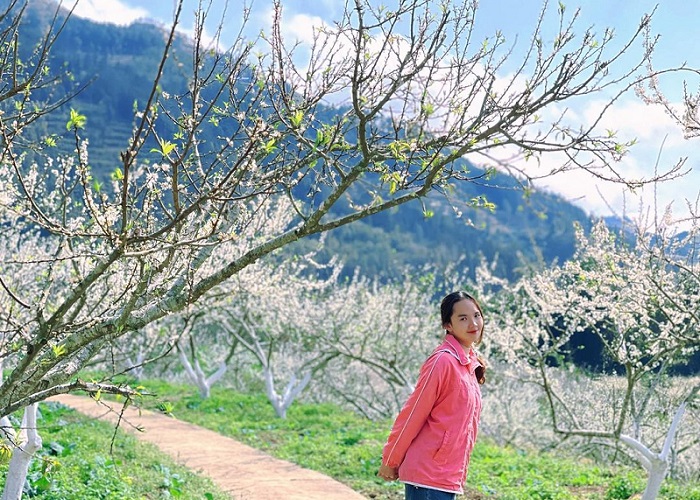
top-left (50, 394), bottom-right (367, 500)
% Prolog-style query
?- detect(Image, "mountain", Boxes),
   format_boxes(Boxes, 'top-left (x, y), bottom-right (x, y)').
top-left (9, 0), bottom-right (192, 174)
top-left (9, 0), bottom-right (595, 281)
top-left (7, 1), bottom-right (697, 375)
top-left (307, 173), bottom-right (592, 281)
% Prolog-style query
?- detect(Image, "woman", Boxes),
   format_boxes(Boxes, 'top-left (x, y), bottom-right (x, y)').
top-left (377, 291), bottom-right (486, 500)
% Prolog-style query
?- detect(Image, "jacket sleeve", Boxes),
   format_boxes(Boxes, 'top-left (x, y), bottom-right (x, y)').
top-left (381, 352), bottom-right (447, 468)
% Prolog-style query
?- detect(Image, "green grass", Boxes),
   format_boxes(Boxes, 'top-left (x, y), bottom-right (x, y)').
top-left (8, 376), bottom-right (699, 499)
top-left (0, 401), bottom-right (229, 499)
top-left (112, 378), bottom-right (700, 500)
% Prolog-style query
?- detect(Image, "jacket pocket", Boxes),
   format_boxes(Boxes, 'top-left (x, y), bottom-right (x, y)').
top-left (432, 430), bottom-right (451, 465)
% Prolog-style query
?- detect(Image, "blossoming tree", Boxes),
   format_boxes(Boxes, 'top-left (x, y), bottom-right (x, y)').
top-left (476, 218), bottom-right (700, 499)
top-left (307, 266), bottom-right (460, 419)
top-left (0, 0), bottom-right (695, 495)
top-left (171, 222), bottom-right (343, 415)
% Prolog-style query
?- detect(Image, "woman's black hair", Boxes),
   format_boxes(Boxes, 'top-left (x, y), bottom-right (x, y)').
top-left (440, 291), bottom-right (484, 344)
top-left (440, 291), bottom-right (487, 385)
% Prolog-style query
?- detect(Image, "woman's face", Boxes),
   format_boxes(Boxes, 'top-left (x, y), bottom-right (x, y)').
top-left (444, 299), bottom-right (483, 348)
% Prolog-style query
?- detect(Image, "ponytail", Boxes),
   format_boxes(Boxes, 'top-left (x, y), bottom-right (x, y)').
top-left (475, 356), bottom-right (487, 385)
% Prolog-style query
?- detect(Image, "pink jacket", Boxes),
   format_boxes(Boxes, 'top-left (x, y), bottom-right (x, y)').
top-left (381, 334), bottom-right (482, 494)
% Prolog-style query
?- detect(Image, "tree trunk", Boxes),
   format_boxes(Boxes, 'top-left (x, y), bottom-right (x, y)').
top-left (621, 398), bottom-right (690, 500)
top-left (641, 461), bottom-right (668, 500)
top-left (177, 347), bottom-right (227, 399)
top-left (264, 368), bottom-right (312, 419)
top-left (1, 404), bottom-right (42, 500)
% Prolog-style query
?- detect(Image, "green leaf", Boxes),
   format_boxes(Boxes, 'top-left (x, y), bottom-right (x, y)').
top-left (264, 138), bottom-right (277, 154)
top-left (52, 344), bottom-right (67, 358)
top-left (290, 109), bottom-right (304, 128)
top-left (158, 401), bottom-right (175, 416)
top-left (33, 475), bottom-right (52, 493)
top-left (150, 138), bottom-right (176, 157)
top-left (315, 129), bottom-right (326, 147)
top-left (66, 108), bottom-right (87, 130)
top-left (0, 443), bottom-right (12, 464)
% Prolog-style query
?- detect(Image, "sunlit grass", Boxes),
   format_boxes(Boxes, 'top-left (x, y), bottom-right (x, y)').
top-left (0, 401), bottom-right (229, 499)
top-left (119, 378), bottom-right (700, 500)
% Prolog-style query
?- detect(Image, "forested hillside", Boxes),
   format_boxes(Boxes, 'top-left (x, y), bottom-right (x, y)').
top-left (321, 173), bottom-right (595, 279)
top-left (14, 0), bottom-right (598, 279)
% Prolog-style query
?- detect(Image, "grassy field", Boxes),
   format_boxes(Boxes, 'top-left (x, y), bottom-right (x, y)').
top-left (113, 379), bottom-right (700, 500)
top-left (0, 400), bottom-right (229, 499)
top-left (3, 379), bottom-right (699, 499)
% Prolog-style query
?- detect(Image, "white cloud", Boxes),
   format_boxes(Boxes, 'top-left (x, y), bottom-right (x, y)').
top-left (72, 0), bottom-right (149, 26)
top-left (574, 98), bottom-right (699, 224)
top-left (177, 24), bottom-right (221, 51)
top-left (583, 98), bottom-right (685, 147)
top-left (281, 13), bottom-right (327, 45)
top-left (469, 93), bottom-right (699, 228)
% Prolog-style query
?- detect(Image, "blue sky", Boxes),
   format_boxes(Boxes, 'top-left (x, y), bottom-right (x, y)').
top-left (71, 0), bottom-right (700, 228)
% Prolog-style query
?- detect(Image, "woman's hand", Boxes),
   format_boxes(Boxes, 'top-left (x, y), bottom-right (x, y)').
top-left (377, 464), bottom-right (399, 481)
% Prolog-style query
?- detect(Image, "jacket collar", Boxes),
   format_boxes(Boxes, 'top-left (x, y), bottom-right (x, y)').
top-left (436, 333), bottom-right (478, 369)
